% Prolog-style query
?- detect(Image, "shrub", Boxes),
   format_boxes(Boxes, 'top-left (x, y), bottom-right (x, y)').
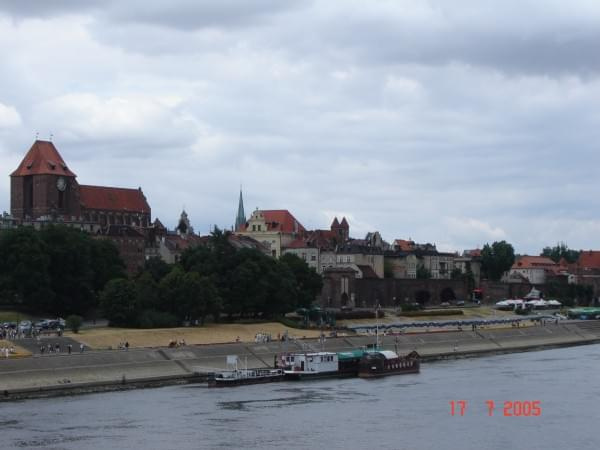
top-left (137, 310), bottom-right (179, 328)
top-left (401, 303), bottom-right (421, 312)
top-left (65, 314), bottom-right (83, 333)
top-left (278, 317), bottom-right (304, 329)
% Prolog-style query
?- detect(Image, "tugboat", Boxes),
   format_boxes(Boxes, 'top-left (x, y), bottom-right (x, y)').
top-left (358, 350), bottom-right (420, 378)
top-left (280, 351), bottom-right (340, 380)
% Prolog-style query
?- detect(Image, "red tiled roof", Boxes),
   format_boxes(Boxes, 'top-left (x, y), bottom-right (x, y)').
top-left (80, 185), bottom-right (150, 214)
top-left (394, 239), bottom-right (415, 251)
top-left (577, 250), bottom-right (600, 269)
top-left (164, 234), bottom-right (202, 252)
top-left (256, 210), bottom-right (306, 233)
top-left (512, 256), bottom-right (557, 269)
top-left (11, 140), bottom-right (77, 177)
top-left (285, 238), bottom-right (310, 249)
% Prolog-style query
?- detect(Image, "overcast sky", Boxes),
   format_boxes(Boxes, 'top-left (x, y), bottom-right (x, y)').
top-left (1, 0), bottom-right (600, 254)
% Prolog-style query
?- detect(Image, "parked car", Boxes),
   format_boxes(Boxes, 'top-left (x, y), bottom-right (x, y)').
top-left (47, 320), bottom-right (64, 330)
top-left (18, 320), bottom-right (32, 333)
top-left (3, 322), bottom-right (17, 330)
top-left (440, 302), bottom-right (451, 307)
top-left (455, 300), bottom-right (465, 307)
top-left (34, 319), bottom-right (50, 330)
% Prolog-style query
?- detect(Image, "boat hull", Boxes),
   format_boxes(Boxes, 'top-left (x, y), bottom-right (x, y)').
top-left (358, 366), bottom-right (420, 378)
top-left (283, 370), bottom-right (342, 381)
top-left (208, 369), bottom-right (284, 387)
top-left (209, 374), bottom-right (284, 387)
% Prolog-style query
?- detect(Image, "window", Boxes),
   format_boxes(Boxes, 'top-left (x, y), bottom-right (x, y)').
top-left (311, 255), bottom-right (317, 261)
top-left (252, 225), bottom-right (256, 231)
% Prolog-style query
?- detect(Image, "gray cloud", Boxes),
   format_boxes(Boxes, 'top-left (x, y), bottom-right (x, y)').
top-left (1, 1), bottom-right (600, 254)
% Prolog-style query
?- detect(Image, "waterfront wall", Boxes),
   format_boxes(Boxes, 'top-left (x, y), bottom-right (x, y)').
top-left (2, 321), bottom-right (600, 401)
top-left (319, 274), bottom-right (541, 308)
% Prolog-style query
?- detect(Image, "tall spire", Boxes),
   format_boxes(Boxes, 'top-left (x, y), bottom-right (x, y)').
top-left (235, 188), bottom-right (246, 231)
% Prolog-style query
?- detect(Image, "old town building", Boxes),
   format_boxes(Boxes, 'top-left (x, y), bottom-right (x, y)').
top-left (10, 140), bottom-right (151, 274)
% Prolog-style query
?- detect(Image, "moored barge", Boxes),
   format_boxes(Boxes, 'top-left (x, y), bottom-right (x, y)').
top-left (358, 350), bottom-right (420, 378)
top-left (208, 368), bottom-right (284, 387)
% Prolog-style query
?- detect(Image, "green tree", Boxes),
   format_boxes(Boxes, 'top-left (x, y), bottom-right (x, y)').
top-left (39, 226), bottom-right (96, 315)
top-left (158, 266), bottom-right (186, 319)
top-left (134, 271), bottom-right (161, 312)
top-left (181, 273), bottom-right (221, 324)
top-left (141, 257), bottom-right (171, 282)
top-left (481, 241), bottom-right (515, 281)
top-left (0, 227), bottom-right (52, 309)
top-left (279, 253), bottom-right (323, 309)
top-left (90, 238), bottom-right (126, 292)
top-left (100, 278), bottom-right (136, 326)
top-left (541, 242), bottom-right (580, 264)
top-left (0, 226), bottom-right (126, 316)
top-left (66, 314), bottom-right (83, 333)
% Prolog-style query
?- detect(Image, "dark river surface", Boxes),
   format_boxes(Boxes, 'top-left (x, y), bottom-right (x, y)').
top-left (2, 344), bottom-right (599, 450)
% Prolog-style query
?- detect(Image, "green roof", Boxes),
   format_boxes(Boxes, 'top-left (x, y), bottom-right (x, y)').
top-left (337, 350), bottom-right (366, 361)
top-left (568, 307), bottom-right (600, 314)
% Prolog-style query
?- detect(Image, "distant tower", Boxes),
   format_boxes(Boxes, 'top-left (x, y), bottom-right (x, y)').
top-left (331, 216), bottom-right (349, 242)
top-left (176, 209), bottom-right (193, 236)
top-left (235, 188), bottom-right (246, 231)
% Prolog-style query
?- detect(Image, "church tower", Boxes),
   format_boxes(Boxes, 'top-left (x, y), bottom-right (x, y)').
top-left (10, 140), bottom-right (81, 220)
top-left (176, 209), bottom-right (193, 236)
top-left (235, 189), bottom-right (246, 231)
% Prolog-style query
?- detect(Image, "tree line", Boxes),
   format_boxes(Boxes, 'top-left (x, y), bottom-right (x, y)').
top-left (100, 229), bottom-right (323, 327)
top-left (0, 226), bottom-right (125, 315)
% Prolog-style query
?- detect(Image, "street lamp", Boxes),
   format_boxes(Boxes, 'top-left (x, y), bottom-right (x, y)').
top-left (375, 303), bottom-right (381, 349)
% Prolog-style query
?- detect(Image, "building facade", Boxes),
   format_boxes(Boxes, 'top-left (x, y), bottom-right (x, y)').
top-left (10, 140), bottom-right (151, 274)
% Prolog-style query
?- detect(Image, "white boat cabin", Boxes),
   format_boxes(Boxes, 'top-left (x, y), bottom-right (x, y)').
top-left (283, 352), bottom-right (338, 374)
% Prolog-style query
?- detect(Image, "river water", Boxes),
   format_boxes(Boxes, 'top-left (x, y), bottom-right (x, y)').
top-left (1, 344), bottom-right (599, 450)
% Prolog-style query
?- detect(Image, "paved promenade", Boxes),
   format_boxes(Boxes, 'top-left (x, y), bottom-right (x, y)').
top-left (1, 320), bottom-right (599, 398)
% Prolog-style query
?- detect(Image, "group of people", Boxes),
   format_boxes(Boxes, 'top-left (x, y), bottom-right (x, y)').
top-left (254, 333), bottom-right (272, 343)
top-left (1, 346), bottom-right (16, 358)
top-left (0, 328), bottom-right (22, 340)
top-left (39, 343), bottom-right (84, 355)
top-left (167, 339), bottom-right (186, 348)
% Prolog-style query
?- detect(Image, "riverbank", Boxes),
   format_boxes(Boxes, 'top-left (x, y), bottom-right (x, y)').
top-left (2, 320), bottom-right (599, 401)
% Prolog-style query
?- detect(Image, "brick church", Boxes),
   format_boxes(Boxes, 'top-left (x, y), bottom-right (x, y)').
top-left (10, 140), bottom-right (151, 273)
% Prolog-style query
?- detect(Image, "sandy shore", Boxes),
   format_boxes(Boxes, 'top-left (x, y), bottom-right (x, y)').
top-left (68, 322), bottom-right (324, 349)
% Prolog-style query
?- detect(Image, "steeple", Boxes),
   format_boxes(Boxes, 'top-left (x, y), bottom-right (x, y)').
top-left (176, 209), bottom-right (192, 236)
top-left (235, 188), bottom-right (246, 231)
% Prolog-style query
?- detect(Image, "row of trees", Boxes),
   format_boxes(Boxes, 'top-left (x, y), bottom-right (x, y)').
top-left (481, 241), bottom-right (583, 282)
top-left (0, 226), bottom-right (125, 315)
top-left (100, 229), bottom-right (323, 327)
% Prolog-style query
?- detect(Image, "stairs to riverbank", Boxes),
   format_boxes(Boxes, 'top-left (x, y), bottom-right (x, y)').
top-left (573, 320), bottom-right (600, 337)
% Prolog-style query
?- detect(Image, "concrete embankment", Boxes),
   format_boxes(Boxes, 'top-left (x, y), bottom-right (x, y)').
top-left (2, 320), bottom-right (600, 401)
